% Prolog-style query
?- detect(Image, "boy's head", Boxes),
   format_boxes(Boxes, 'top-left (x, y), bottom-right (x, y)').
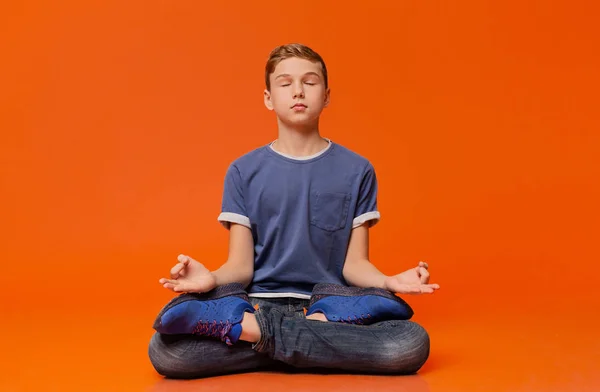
top-left (265, 44), bottom-right (328, 91)
top-left (264, 43), bottom-right (330, 127)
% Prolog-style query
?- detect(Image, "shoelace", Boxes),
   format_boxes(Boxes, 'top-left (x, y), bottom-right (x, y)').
top-left (339, 314), bottom-right (373, 325)
top-left (193, 320), bottom-right (234, 345)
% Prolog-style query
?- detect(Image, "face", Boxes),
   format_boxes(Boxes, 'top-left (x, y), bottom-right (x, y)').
top-left (264, 57), bottom-right (330, 127)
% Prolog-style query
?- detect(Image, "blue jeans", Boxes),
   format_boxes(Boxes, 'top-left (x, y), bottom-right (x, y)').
top-left (148, 297), bottom-right (430, 378)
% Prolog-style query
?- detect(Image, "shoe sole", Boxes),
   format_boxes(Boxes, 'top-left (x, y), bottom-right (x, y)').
top-left (153, 283), bottom-right (249, 328)
top-left (310, 283), bottom-right (412, 309)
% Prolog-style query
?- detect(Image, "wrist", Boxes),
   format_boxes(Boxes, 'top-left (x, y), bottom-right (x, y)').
top-left (380, 275), bottom-right (392, 291)
top-left (343, 259), bottom-right (390, 290)
top-left (209, 271), bottom-right (223, 288)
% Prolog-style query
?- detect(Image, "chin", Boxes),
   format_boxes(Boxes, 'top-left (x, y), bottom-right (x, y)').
top-left (280, 116), bottom-right (318, 129)
top-left (278, 111), bottom-right (321, 126)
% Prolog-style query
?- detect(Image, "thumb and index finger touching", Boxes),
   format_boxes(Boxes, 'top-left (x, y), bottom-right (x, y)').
top-left (177, 254), bottom-right (193, 265)
top-left (165, 254), bottom-right (194, 282)
top-left (414, 261), bottom-right (430, 284)
top-left (416, 260), bottom-right (441, 290)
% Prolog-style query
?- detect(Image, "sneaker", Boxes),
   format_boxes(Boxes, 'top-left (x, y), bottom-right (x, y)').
top-left (152, 283), bottom-right (254, 346)
top-left (306, 283), bottom-right (414, 325)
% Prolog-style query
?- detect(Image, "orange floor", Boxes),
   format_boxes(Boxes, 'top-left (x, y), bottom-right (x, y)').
top-left (3, 283), bottom-right (598, 392)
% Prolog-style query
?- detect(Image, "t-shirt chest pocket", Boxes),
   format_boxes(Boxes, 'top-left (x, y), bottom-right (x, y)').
top-left (309, 190), bottom-right (351, 232)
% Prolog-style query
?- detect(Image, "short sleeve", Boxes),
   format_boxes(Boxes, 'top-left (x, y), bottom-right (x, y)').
top-left (352, 163), bottom-right (381, 229)
top-left (217, 164), bottom-right (251, 230)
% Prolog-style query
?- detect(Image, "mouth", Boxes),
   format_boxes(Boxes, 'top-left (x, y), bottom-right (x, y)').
top-left (292, 103), bottom-right (307, 109)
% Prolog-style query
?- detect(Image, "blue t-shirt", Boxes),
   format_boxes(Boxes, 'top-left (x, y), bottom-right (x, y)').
top-left (217, 139), bottom-right (380, 299)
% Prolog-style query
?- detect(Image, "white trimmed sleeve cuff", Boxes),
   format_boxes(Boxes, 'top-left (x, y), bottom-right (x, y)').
top-left (218, 212), bottom-right (251, 230)
top-left (352, 211), bottom-right (381, 229)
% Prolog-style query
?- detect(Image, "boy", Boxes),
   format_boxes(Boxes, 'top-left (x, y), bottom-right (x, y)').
top-left (149, 43), bottom-right (440, 378)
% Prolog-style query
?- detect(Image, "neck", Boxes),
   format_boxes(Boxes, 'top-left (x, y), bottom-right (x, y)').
top-left (272, 119), bottom-right (329, 157)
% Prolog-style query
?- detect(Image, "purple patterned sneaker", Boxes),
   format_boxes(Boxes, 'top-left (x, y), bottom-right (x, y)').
top-left (306, 283), bottom-right (414, 325)
top-left (152, 283), bottom-right (254, 346)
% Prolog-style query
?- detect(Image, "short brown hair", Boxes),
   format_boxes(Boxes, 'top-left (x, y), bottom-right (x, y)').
top-left (265, 43), bottom-right (328, 91)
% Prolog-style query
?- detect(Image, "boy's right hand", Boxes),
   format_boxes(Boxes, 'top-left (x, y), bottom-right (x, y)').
top-left (158, 254), bottom-right (217, 293)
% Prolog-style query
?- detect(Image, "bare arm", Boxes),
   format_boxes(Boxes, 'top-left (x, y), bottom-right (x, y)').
top-left (342, 224), bottom-right (388, 289)
top-left (159, 222), bottom-right (254, 293)
top-left (211, 223), bottom-right (255, 288)
top-left (342, 224), bottom-right (440, 294)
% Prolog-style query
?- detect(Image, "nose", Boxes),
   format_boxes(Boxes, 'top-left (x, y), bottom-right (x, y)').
top-left (292, 83), bottom-right (304, 98)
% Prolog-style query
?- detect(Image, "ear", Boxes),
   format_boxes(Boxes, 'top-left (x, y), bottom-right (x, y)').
top-left (323, 87), bottom-right (331, 107)
top-left (263, 89), bottom-right (274, 111)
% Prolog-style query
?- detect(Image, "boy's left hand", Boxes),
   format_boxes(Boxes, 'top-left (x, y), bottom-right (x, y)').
top-left (383, 261), bottom-right (440, 295)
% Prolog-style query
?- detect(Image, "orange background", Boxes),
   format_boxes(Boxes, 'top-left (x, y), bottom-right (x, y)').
top-left (1, 1), bottom-right (599, 391)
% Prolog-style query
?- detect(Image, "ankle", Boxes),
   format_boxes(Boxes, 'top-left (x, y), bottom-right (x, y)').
top-left (239, 312), bottom-right (261, 343)
top-left (306, 312), bottom-right (328, 322)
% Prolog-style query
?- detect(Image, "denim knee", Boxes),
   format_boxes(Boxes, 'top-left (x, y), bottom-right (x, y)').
top-left (377, 321), bottom-right (431, 374)
top-left (148, 332), bottom-right (200, 379)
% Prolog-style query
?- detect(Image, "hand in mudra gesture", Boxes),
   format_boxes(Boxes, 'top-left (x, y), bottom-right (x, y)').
top-left (158, 254), bottom-right (217, 293)
top-left (383, 261), bottom-right (440, 295)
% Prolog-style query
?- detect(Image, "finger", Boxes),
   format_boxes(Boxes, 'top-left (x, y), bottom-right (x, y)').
top-left (392, 284), bottom-right (422, 295)
top-left (422, 283), bottom-right (440, 293)
top-left (418, 267), bottom-right (430, 284)
top-left (159, 278), bottom-right (179, 285)
top-left (405, 284), bottom-right (440, 295)
top-left (418, 261), bottom-right (429, 269)
top-left (178, 254), bottom-right (196, 266)
top-left (163, 279), bottom-right (188, 292)
top-left (172, 282), bottom-right (197, 293)
top-left (177, 254), bottom-right (189, 263)
top-left (397, 287), bottom-right (421, 294)
top-left (161, 278), bottom-right (179, 286)
top-left (170, 262), bottom-right (186, 279)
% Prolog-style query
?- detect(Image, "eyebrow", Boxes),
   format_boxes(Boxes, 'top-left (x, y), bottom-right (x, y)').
top-left (275, 72), bottom-right (321, 80)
